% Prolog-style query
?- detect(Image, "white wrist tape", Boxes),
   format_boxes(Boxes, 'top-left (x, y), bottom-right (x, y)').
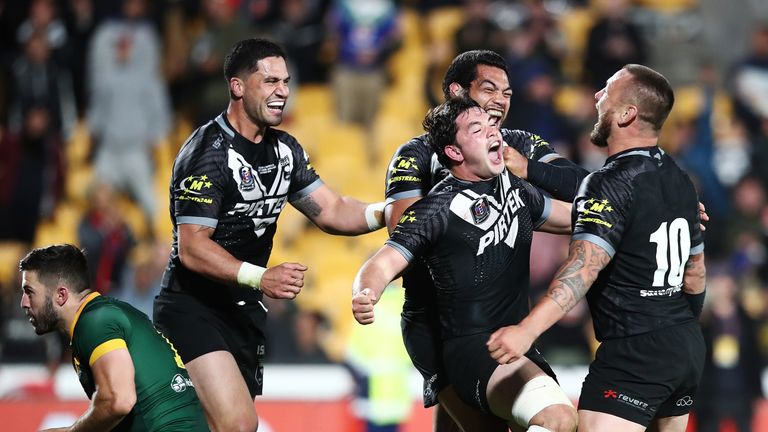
top-left (237, 262), bottom-right (266, 290)
top-left (365, 201), bottom-right (386, 231)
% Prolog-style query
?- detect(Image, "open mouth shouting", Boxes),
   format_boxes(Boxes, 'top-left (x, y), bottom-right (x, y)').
top-left (488, 138), bottom-right (503, 165)
top-left (485, 107), bottom-right (504, 127)
top-left (266, 100), bottom-right (285, 114)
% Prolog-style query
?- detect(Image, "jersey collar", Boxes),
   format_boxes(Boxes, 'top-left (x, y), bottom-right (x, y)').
top-left (215, 112), bottom-right (272, 148)
top-left (69, 292), bottom-right (101, 339)
top-left (606, 145), bottom-right (664, 164)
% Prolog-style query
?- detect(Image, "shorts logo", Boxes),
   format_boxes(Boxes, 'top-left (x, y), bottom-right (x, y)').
top-left (471, 197), bottom-right (490, 224)
top-left (170, 374), bottom-right (194, 393)
top-left (676, 396), bottom-right (693, 407)
top-left (603, 389), bottom-right (650, 411)
top-left (239, 165), bottom-right (255, 191)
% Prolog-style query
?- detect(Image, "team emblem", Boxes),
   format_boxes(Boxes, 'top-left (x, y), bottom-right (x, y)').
top-left (471, 197), bottom-right (490, 224)
top-left (239, 165), bottom-right (255, 191)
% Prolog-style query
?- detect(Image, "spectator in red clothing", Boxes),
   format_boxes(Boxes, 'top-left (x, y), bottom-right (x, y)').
top-left (77, 181), bottom-right (136, 294)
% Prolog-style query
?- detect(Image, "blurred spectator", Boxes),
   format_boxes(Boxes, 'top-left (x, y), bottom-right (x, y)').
top-left (453, 0), bottom-right (505, 55)
top-left (504, 60), bottom-right (573, 149)
top-left (270, 0), bottom-right (330, 84)
top-left (262, 297), bottom-right (332, 364)
top-left (723, 176), bottom-right (767, 272)
top-left (582, 0), bottom-right (647, 91)
top-left (515, 0), bottom-right (566, 76)
top-left (0, 104), bottom-right (65, 244)
top-left (62, 0), bottom-right (97, 116)
top-left (115, 241), bottom-right (169, 318)
top-left (16, 0), bottom-right (70, 65)
top-left (8, 28), bottom-right (76, 139)
top-left (731, 23), bottom-right (768, 142)
top-left (180, 0), bottom-right (252, 126)
top-left (695, 271), bottom-right (764, 432)
top-left (87, 0), bottom-right (171, 232)
top-left (78, 181), bottom-right (136, 295)
top-left (347, 286), bottom-right (412, 432)
top-left (328, 0), bottom-right (401, 164)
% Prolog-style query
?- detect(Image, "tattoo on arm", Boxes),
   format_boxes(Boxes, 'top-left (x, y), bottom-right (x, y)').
top-left (293, 195), bottom-right (323, 218)
top-left (546, 240), bottom-right (611, 312)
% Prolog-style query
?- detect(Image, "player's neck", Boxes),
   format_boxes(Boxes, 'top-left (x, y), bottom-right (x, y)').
top-left (226, 105), bottom-right (267, 144)
top-left (606, 134), bottom-right (658, 157)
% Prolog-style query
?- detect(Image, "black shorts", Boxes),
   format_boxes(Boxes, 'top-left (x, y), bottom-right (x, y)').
top-left (443, 332), bottom-right (557, 412)
top-left (578, 321), bottom-right (705, 426)
top-left (401, 308), bottom-right (447, 407)
top-left (154, 290), bottom-right (268, 397)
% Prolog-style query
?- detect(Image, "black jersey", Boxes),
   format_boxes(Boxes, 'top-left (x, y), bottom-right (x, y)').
top-left (161, 113), bottom-right (322, 306)
top-left (387, 170), bottom-right (551, 339)
top-left (384, 129), bottom-right (562, 311)
top-left (572, 146), bottom-right (704, 341)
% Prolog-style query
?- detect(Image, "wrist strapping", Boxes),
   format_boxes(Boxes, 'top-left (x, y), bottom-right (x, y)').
top-left (237, 262), bottom-right (266, 290)
top-left (365, 202), bottom-right (386, 231)
top-left (685, 291), bottom-right (705, 318)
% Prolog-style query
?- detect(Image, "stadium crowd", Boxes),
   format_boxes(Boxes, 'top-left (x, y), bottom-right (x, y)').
top-left (1, 0), bottom-right (768, 429)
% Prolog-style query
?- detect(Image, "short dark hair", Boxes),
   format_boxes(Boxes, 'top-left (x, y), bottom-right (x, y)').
top-left (223, 38), bottom-right (287, 81)
top-left (622, 64), bottom-right (675, 131)
top-left (423, 96), bottom-right (481, 166)
top-left (442, 50), bottom-right (509, 100)
top-left (19, 244), bottom-right (90, 293)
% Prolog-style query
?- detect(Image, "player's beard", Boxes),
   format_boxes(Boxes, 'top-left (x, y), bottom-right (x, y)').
top-left (590, 111), bottom-right (611, 148)
top-left (31, 295), bottom-right (59, 335)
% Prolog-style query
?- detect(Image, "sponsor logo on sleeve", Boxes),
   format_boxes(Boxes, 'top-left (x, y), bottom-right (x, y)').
top-left (170, 374), bottom-right (195, 393)
top-left (178, 174), bottom-right (214, 204)
top-left (576, 197), bottom-right (614, 227)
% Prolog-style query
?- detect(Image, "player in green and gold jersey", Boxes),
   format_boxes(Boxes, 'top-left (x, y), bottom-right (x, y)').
top-left (19, 244), bottom-right (208, 432)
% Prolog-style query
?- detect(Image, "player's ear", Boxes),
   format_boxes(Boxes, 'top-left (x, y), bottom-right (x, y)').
top-left (445, 144), bottom-right (463, 163)
top-left (619, 104), bottom-right (638, 127)
top-left (449, 83), bottom-right (464, 99)
top-left (230, 77), bottom-right (244, 99)
top-left (54, 285), bottom-right (69, 307)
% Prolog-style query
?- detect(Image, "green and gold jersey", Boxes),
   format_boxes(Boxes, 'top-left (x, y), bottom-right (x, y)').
top-left (70, 293), bottom-right (208, 431)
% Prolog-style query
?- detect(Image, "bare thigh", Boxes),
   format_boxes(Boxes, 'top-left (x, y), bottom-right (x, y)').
top-left (578, 409), bottom-right (646, 432)
top-left (185, 350), bottom-right (258, 431)
top-left (647, 414), bottom-right (690, 432)
top-left (437, 385), bottom-right (508, 432)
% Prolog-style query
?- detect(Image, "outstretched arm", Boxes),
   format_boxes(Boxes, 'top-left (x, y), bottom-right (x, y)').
top-left (178, 224), bottom-right (307, 299)
top-left (42, 349), bottom-right (136, 431)
top-left (536, 199), bottom-right (572, 235)
top-left (293, 184), bottom-right (384, 235)
top-left (505, 147), bottom-right (589, 202)
top-left (352, 245), bottom-right (409, 324)
top-left (487, 240), bottom-right (611, 364)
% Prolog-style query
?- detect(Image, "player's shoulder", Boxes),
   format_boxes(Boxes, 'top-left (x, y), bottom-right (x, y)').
top-left (270, 127), bottom-right (302, 147)
top-left (392, 133), bottom-right (432, 158)
top-left (502, 128), bottom-right (551, 152)
top-left (177, 120), bottom-right (229, 159)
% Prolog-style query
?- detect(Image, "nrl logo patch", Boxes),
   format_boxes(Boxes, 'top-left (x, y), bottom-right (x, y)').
top-left (239, 165), bottom-right (255, 191)
top-left (471, 197), bottom-right (490, 224)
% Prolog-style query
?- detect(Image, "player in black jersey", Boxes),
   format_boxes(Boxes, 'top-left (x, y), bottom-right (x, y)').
top-left (384, 50), bottom-right (588, 431)
top-left (154, 39), bottom-right (385, 432)
top-left (359, 97), bottom-right (578, 432)
top-left (491, 65), bottom-right (707, 432)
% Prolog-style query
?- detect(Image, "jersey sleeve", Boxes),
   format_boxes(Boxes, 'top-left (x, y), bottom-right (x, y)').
top-left (519, 178), bottom-right (552, 229)
top-left (172, 134), bottom-right (229, 229)
top-left (503, 129), bottom-right (561, 163)
top-left (384, 138), bottom-right (433, 204)
top-left (571, 171), bottom-right (631, 258)
top-left (285, 135), bottom-right (323, 201)
top-left (386, 193), bottom-right (450, 262)
top-left (73, 306), bottom-right (131, 367)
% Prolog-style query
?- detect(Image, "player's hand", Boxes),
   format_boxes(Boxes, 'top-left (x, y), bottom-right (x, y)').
top-left (352, 288), bottom-right (377, 325)
top-left (260, 262), bottom-right (307, 299)
top-left (487, 325), bottom-right (536, 364)
top-left (503, 146), bottom-right (529, 179)
top-left (698, 201), bottom-right (709, 232)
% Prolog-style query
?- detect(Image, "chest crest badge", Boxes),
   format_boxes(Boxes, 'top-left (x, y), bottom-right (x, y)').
top-left (239, 165), bottom-right (255, 191)
top-left (471, 197), bottom-right (490, 224)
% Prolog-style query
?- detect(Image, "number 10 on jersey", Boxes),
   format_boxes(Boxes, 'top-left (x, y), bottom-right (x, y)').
top-left (649, 218), bottom-right (691, 287)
